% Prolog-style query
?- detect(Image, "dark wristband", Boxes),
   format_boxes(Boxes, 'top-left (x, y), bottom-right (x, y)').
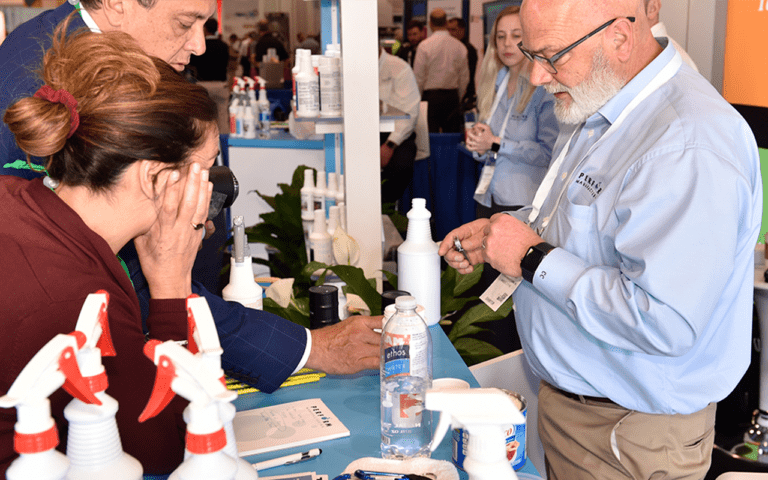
top-left (385, 140), bottom-right (397, 149)
top-left (521, 242), bottom-right (556, 284)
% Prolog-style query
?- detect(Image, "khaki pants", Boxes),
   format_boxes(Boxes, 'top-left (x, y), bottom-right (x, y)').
top-left (538, 381), bottom-right (716, 480)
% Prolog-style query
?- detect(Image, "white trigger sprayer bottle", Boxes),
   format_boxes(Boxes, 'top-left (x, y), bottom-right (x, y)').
top-left (65, 291), bottom-right (142, 480)
top-left (139, 340), bottom-right (238, 480)
top-left (222, 216), bottom-right (262, 309)
top-left (255, 76), bottom-right (271, 139)
top-left (185, 295), bottom-right (258, 479)
top-left (425, 388), bottom-right (525, 480)
top-left (0, 332), bottom-right (102, 480)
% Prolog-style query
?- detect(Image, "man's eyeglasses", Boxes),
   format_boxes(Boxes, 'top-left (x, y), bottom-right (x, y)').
top-left (517, 16), bottom-right (635, 74)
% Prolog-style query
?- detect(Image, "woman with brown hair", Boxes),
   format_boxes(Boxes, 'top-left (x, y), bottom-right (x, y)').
top-left (466, 5), bottom-right (559, 217)
top-left (0, 25), bottom-right (218, 475)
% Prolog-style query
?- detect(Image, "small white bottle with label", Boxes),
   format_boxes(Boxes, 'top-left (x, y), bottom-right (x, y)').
top-left (309, 209), bottom-right (333, 265)
top-left (295, 50), bottom-right (319, 117)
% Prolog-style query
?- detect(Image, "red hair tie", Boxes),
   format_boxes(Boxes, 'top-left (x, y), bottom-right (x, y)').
top-left (34, 85), bottom-right (80, 138)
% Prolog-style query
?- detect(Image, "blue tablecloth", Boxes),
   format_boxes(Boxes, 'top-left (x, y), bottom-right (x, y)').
top-left (234, 325), bottom-right (542, 479)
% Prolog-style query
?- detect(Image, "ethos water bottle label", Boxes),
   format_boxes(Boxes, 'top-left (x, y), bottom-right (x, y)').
top-left (383, 330), bottom-right (429, 380)
top-left (384, 345), bottom-right (410, 377)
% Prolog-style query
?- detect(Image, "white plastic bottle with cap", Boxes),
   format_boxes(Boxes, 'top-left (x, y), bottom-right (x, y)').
top-left (380, 295), bottom-right (433, 459)
top-left (65, 291), bottom-right (143, 480)
top-left (222, 216), bottom-right (262, 309)
top-left (318, 54), bottom-right (342, 117)
top-left (397, 198), bottom-right (441, 325)
top-left (291, 49), bottom-right (304, 113)
top-left (139, 340), bottom-right (238, 480)
top-left (295, 50), bottom-right (319, 117)
top-left (255, 76), bottom-right (271, 139)
top-left (327, 205), bottom-right (340, 237)
top-left (426, 388), bottom-right (526, 480)
top-left (185, 296), bottom-right (258, 480)
top-left (300, 170), bottom-right (315, 260)
top-left (0, 333), bottom-right (102, 480)
top-left (241, 78), bottom-right (257, 139)
top-left (228, 80), bottom-right (241, 137)
top-left (309, 209), bottom-right (333, 265)
top-left (313, 169), bottom-right (326, 215)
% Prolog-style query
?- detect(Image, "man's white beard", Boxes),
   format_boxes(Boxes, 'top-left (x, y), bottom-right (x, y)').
top-left (545, 47), bottom-right (625, 125)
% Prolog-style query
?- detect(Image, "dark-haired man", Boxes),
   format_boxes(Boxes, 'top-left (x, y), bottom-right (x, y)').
top-left (413, 8), bottom-right (468, 132)
top-left (447, 17), bottom-right (477, 108)
top-left (398, 19), bottom-right (426, 68)
top-left (0, 0), bottom-right (380, 413)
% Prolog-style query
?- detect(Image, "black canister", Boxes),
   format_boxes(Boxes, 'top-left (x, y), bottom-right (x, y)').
top-left (380, 290), bottom-right (411, 315)
top-left (309, 285), bottom-right (339, 329)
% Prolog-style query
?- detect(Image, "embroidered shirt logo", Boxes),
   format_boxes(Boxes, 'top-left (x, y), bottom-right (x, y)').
top-left (575, 172), bottom-right (603, 198)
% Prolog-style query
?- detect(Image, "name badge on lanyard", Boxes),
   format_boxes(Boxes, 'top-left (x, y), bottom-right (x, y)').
top-left (474, 70), bottom-right (516, 198)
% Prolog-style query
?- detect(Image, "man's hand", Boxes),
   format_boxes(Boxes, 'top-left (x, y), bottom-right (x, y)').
top-left (438, 218), bottom-right (490, 274)
top-left (305, 315), bottom-right (382, 375)
top-left (483, 213), bottom-right (543, 278)
top-left (380, 143), bottom-right (395, 168)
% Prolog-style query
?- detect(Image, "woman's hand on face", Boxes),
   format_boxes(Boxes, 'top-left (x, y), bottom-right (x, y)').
top-left (134, 162), bottom-right (213, 299)
top-left (466, 123), bottom-right (497, 156)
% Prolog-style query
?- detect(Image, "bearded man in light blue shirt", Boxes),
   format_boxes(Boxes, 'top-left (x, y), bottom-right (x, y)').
top-left (439, 0), bottom-right (762, 478)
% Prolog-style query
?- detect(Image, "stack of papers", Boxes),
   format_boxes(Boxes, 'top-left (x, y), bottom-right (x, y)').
top-left (234, 398), bottom-right (350, 456)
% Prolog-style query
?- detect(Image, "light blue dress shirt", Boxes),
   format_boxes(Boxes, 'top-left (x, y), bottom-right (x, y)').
top-left (474, 68), bottom-right (559, 208)
top-left (511, 40), bottom-right (763, 414)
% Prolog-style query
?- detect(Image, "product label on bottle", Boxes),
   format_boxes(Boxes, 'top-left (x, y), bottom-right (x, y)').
top-left (382, 329), bottom-right (429, 379)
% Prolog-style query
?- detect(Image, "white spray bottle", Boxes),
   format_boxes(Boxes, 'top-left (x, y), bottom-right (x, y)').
top-left (233, 78), bottom-right (247, 138)
top-left (228, 79), bottom-right (241, 137)
top-left (0, 332), bottom-right (102, 480)
top-left (425, 388), bottom-right (525, 480)
top-left (139, 340), bottom-right (238, 480)
top-left (222, 216), bottom-right (262, 309)
top-left (300, 169), bottom-right (315, 260)
top-left (64, 291), bottom-right (142, 480)
top-left (255, 76), bottom-right (271, 139)
top-left (185, 296), bottom-right (258, 480)
top-left (242, 77), bottom-right (258, 139)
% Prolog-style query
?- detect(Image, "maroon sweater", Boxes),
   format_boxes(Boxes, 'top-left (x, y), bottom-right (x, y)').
top-left (0, 177), bottom-right (189, 475)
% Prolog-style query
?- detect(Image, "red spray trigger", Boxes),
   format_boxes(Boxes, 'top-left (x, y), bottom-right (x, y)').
top-left (60, 344), bottom-right (102, 406)
top-left (94, 290), bottom-right (116, 356)
top-left (187, 294), bottom-right (201, 355)
top-left (138, 343), bottom-right (177, 423)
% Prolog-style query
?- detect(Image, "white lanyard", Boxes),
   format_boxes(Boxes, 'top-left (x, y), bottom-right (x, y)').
top-left (527, 52), bottom-right (683, 231)
top-left (486, 70), bottom-right (518, 140)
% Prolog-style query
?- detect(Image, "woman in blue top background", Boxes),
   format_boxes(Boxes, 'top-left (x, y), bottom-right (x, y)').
top-left (465, 5), bottom-right (559, 218)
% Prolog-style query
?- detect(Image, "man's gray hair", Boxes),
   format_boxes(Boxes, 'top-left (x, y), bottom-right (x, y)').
top-left (80, 0), bottom-right (156, 10)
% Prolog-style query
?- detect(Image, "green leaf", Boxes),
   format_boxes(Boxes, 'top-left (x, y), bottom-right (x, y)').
top-left (263, 298), bottom-right (310, 328)
top-left (453, 264), bottom-right (484, 296)
top-left (453, 337), bottom-right (504, 366)
top-left (381, 270), bottom-right (398, 290)
top-left (448, 300), bottom-right (512, 342)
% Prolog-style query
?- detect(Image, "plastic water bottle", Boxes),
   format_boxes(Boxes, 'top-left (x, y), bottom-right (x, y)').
top-left (380, 296), bottom-right (432, 459)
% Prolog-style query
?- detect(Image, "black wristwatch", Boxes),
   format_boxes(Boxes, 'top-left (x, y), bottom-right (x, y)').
top-left (385, 140), bottom-right (397, 149)
top-left (520, 242), bottom-right (556, 284)
top-left (490, 141), bottom-right (500, 158)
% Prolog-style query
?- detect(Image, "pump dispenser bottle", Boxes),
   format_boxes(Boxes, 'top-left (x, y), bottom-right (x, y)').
top-left (0, 333), bottom-right (101, 480)
top-left (65, 291), bottom-right (142, 480)
top-left (426, 388), bottom-right (526, 480)
top-left (139, 340), bottom-right (238, 480)
top-left (222, 216), bottom-right (262, 309)
top-left (397, 198), bottom-right (441, 325)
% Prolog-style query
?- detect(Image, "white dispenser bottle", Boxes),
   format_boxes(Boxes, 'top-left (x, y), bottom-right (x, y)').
top-left (139, 341), bottom-right (238, 480)
top-left (318, 54), bottom-right (342, 117)
top-left (242, 78), bottom-right (257, 139)
top-left (222, 216), bottom-right (262, 309)
top-left (300, 170), bottom-right (315, 260)
top-left (397, 198), bottom-right (441, 325)
top-left (0, 333), bottom-right (102, 480)
top-left (426, 388), bottom-right (526, 480)
top-left (309, 209), bottom-right (333, 265)
top-left (313, 169), bottom-right (326, 215)
top-left (255, 76), bottom-right (271, 139)
top-left (65, 291), bottom-right (143, 480)
top-left (325, 172), bottom-right (338, 213)
top-left (228, 80), bottom-right (241, 137)
top-left (295, 50), bottom-right (319, 117)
